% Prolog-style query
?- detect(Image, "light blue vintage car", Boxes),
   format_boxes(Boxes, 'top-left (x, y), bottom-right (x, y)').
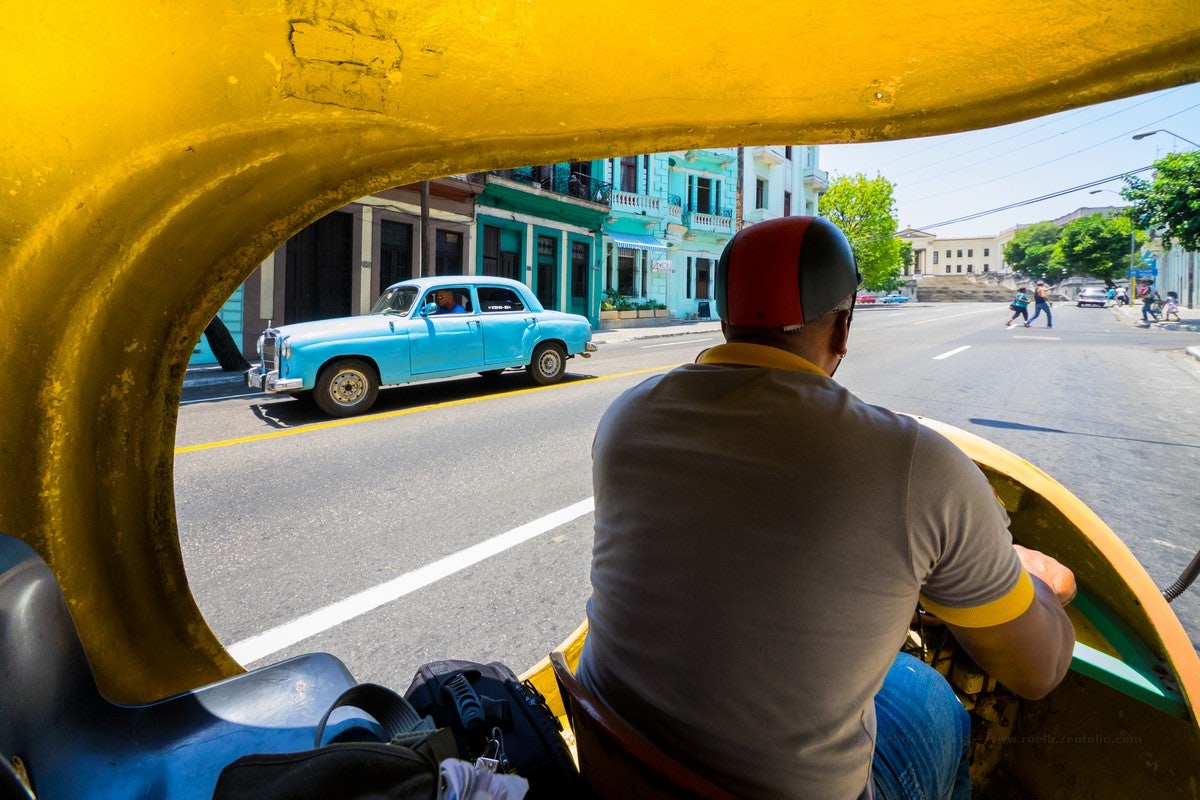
top-left (247, 276), bottom-right (596, 417)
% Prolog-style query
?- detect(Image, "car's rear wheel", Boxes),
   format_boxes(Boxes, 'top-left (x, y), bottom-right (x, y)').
top-left (313, 358), bottom-right (379, 417)
top-left (526, 342), bottom-right (566, 385)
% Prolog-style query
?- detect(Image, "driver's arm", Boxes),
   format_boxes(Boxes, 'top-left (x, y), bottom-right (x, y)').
top-left (945, 546), bottom-right (1076, 700)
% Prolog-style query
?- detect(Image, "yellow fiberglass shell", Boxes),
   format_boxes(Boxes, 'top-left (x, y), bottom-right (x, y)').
top-left (1, 1), bottom-right (1199, 702)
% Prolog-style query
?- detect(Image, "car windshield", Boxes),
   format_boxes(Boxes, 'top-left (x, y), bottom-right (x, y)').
top-left (370, 285), bottom-right (419, 315)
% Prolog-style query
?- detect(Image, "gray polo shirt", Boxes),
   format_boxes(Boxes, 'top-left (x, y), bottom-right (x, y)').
top-left (578, 342), bottom-right (1029, 799)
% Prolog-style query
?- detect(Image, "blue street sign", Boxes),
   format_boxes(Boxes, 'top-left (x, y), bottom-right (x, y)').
top-left (1128, 268), bottom-right (1158, 278)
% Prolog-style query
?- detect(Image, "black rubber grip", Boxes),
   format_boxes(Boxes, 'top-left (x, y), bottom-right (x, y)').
top-left (443, 673), bottom-right (486, 734)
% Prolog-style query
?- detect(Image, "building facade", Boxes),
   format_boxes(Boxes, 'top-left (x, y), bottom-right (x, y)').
top-left (192, 147), bottom-right (828, 364)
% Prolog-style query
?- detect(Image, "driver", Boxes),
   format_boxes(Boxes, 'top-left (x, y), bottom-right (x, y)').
top-left (433, 288), bottom-right (466, 314)
top-left (578, 216), bottom-right (1076, 800)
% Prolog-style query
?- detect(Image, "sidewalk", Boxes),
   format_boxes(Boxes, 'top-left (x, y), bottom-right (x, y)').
top-left (183, 306), bottom-right (1200, 389)
top-left (1110, 302), bottom-right (1200, 364)
top-left (181, 321), bottom-right (727, 390)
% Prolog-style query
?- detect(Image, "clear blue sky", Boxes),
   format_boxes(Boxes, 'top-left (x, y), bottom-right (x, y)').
top-left (818, 83), bottom-right (1200, 240)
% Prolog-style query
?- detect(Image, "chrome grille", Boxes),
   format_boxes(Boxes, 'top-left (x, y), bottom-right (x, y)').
top-left (261, 333), bottom-right (279, 373)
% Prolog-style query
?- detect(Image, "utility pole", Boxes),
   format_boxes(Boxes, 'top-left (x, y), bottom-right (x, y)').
top-left (420, 181), bottom-right (431, 276)
top-left (735, 146), bottom-right (744, 231)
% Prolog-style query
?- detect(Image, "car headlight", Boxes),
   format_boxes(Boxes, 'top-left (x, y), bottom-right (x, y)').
top-left (280, 338), bottom-right (290, 359)
top-left (256, 334), bottom-right (264, 357)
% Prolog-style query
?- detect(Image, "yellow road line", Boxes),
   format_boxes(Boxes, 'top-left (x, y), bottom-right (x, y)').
top-left (175, 364), bottom-right (677, 454)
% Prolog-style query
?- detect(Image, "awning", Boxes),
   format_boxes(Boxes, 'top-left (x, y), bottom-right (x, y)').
top-left (608, 232), bottom-right (667, 252)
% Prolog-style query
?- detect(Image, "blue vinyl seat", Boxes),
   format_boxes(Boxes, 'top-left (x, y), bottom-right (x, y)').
top-left (0, 533), bottom-right (357, 799)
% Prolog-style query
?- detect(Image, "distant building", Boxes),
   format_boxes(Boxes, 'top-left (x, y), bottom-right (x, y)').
top-left (898, 228), bottom-right (1004, 277)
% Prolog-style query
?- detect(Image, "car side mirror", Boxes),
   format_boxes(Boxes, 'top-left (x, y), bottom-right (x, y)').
top-left (420, 302), bottom-right (438, 316)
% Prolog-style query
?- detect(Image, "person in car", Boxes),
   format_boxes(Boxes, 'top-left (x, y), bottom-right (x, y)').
top-left (579, 216), bottom-right (1076, 800)
top-left (433, 288), bottom-right (466, 314)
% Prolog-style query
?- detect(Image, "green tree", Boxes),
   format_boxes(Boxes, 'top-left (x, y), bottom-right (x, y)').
top-left (1049, 213), bottom-right (1139, 281)
top-left (819, 173), bottom-right (903, 292)
top-left (1003, 221), bottom-right (1062, 281)
top-left (1123, 150), bottom-right (1200, 252)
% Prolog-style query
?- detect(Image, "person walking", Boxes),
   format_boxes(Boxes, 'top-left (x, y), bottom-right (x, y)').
top-left (579, 217), bottom-right (1076, 800)
top-left (1023, 281), bottom-right (1053, 328)
top-left (1163, 291), bottom-right (1181, 322)
top-left (1006, 286), bottom-right (1030, 327)
top-left (1141, 284), bottom-right (1161, 324)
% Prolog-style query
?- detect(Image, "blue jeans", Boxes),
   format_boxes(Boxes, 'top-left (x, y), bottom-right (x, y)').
top-left (872, 652), bottom-right (971, 800)
top-left (1027, 301), bottom-right (1052, 326)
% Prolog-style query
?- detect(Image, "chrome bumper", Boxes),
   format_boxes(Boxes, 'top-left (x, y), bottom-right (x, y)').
top-left (581, 341), bottom-right (597, 358)
top-left (246, 365), bottom-right (303, 392)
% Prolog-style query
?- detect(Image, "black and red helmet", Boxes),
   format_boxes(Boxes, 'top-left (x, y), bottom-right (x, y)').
top-left (715, 216), bottom-right (860, 328)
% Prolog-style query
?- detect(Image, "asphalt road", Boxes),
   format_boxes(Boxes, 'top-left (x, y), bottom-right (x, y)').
top-left (174, 301), bottom-right (1200, 688)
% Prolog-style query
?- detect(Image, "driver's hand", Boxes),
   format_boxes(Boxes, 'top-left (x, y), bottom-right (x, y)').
top-left (1014, 544), bottom-right (1077, 605)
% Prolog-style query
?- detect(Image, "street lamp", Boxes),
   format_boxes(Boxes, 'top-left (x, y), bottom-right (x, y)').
top-left (1090, 188), bottom-right (1137, 300)
top-left (1131, 129), bottom-right (1200, 149)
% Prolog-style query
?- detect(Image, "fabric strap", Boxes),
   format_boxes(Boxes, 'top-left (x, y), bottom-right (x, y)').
top-left (314, 683), bottom-right (436, 747)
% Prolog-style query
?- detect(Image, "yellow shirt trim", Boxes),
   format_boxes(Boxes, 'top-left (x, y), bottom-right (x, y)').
top-left (695, 343), bottom-right (829, 376)
top-left (920, 570), bottom-right (1035, 628)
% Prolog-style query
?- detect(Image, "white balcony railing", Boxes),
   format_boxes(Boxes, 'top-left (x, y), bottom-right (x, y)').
top-left (611, 191), bottom-right (663, 215)
top-left (684, 211), bottom-right (735, 233)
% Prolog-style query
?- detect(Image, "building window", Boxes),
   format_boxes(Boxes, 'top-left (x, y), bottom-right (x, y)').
top-left (617, 249), bottom-right (637, 295)
top-left (785, 146), bottom-right (793, 160)
top-left (379, 219), bottom-right (413, 294)
top-left (946, 266), bottom-right (951, 274)
top-left (482, 224), bottom-right (521, 280)
top-left (932, 251), bottom-right (939, 265)
top-left (620, 156), bottom-right (639, 193)
top-left (983, 264), bottom-right (990, 272)
top-left (956, 265), bottom-right (963, 273)
top-left (695, 257), bottom-right (712, 300)
top-left (619, 155), bottom-right (648, 194)
top-left (968, 249), bottom-right (974, 257)
top-left (434, 230), bottom-right (462, 276)
top-left (536, 234), bottom-right (557, 310)
top-left (755, 178), bottom-right (767, 209)
top-left (945, 249), bottom-right (951, 258)
top-left (691, 176), bottom-right (721, 215)
top-left (967, 264), bottom-right (973, 273)
top-left (957, 249), bottom-right (963, 258)
top-left (783, 191), bottom-right (792, 217)
top-left (571, 241), bottom-right (588, 300)
top-left (984, 248), bottom-right (990, 256)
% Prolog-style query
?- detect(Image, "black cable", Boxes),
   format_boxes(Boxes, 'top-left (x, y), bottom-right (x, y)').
top-left (1162, 549), bottom-right (1200, 603)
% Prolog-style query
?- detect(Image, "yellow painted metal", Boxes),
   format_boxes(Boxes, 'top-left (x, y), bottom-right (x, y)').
top-left (1, 1), bottom-right (1199, 702)
top-left (918, 417), bottom-right (1200, 729)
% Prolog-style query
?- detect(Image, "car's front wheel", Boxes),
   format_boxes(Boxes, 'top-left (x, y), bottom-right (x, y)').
top-left (526, 342), bottom-right (566, 385)
top-left (313, 358), bottom-right (379, 417)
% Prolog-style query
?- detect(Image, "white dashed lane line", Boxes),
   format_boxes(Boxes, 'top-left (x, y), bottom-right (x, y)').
top-left (933, 345), bottom-right (971, 360)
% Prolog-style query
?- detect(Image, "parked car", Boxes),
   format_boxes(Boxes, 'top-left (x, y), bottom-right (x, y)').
top-left (1077, 286), bottom-right (1109, 307)
top-left (246, 276), bottom-right (596, 417)
top-left (856, 295), bottom-right (877, 304)
top-left (880, 294), bottom-right (910, 303)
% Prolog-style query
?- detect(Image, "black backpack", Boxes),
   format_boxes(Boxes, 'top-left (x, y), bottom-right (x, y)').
top-left (404, 660), bottom-right (584, 799)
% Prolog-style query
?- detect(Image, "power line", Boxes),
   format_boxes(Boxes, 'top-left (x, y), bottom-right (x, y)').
top-left (916, 167), bottom-right (1153, 230)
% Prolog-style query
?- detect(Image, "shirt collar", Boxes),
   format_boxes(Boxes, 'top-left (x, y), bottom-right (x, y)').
top-left (695, 342), bottom-right (829, 377)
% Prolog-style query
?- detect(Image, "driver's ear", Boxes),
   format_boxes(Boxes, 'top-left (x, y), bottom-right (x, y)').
top-left (831, 309), bottom-right (851, 358)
